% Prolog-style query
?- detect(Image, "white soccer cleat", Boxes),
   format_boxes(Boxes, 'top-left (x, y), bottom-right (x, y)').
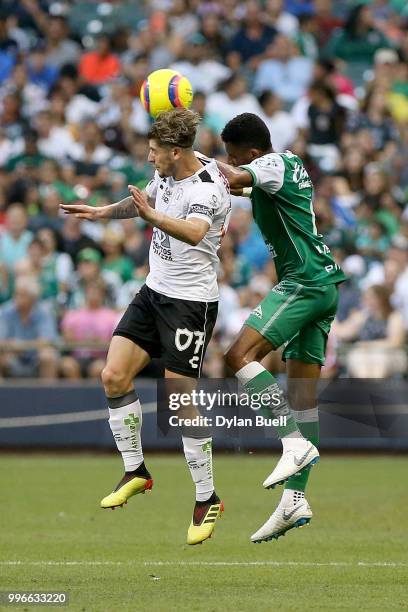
top-left (262, 440), bottom-right (319, 490)
top-left (251, 498), bottom-right (313, 543)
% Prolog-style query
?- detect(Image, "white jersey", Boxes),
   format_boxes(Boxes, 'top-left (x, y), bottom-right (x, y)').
top-left (145, 160), bottom-right (231, 302)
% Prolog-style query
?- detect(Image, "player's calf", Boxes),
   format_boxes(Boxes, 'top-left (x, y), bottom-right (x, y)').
top-left (101, 388), bottom-right (153, 509)
top-left (183, 433), bottom-right (224, 544)
top-left (225, 328), bottom-right (319, 486)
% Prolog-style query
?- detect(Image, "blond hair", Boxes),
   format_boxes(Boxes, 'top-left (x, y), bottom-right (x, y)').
top-left (148, 108), bottom-right (200, 148)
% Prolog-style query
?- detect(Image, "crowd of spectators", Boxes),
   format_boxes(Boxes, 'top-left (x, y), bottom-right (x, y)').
top-left (0, 0), bottom-right (407, 380)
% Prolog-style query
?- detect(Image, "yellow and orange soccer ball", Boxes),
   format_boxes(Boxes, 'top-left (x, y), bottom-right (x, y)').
top-left (140, 69), bottom-right (193, 118)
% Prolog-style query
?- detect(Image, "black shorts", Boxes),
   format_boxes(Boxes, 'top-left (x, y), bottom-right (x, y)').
top-left (113, 284), bottom-right (218, 377)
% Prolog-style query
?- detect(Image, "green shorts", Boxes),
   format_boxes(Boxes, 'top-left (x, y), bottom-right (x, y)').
top-left (245, 279), bottom-right (339, 366)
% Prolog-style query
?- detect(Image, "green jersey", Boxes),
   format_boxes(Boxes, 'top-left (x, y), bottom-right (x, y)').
top-left (241, 151), bottom-right (346, 287)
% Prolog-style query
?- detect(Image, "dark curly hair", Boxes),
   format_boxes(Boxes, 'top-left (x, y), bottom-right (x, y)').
top-left (221, 113), bottom-right (272, 151)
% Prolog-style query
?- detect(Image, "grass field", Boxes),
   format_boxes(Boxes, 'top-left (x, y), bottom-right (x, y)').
top-left (1, 454), bottom-right (407, 611)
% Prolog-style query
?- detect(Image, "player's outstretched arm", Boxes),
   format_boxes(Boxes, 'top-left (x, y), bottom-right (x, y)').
top-left (60, 196), bottom-right (140, 220)
top-left (215, 160), bottom-right (253, 191)
top-left (128, 185), bottom-right (209, 246)
top-left (194, 150), bottom-right (252, 194)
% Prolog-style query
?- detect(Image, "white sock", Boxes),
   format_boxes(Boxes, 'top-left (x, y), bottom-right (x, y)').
top-left (281, 488), bottom-right (305, 507)
top-left (182, 436), bottom-right (214, 502)
top-left (107, 391), bottom-right (144, 472)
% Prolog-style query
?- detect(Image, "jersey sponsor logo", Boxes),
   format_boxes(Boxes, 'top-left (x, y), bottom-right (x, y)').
top-left (188, 203), bottom-right (215, 218)
top-left (265, 240), bottom-right (277, 258)
top-left (292, 162), bottom-right (312, 189)
top-left (175, 188), bottom-right (184, 201)
top-left (175, 328), bottom-right (205, 370)
top-left (315, 243), bottom-right (331, 255)
top-left (325, 263), bottom-right (342, 273)
top-left (162, 186), bottom-right (172, 204)
top-left (272, 282), bottom-right (287, 296)
top-left (152, 228), bottom-right (172, 261)
top-left (123, 413), bottom-right (141, 449)
top-left (255, 155), bottom-right (279, 168)
top-left (251, 305), bottom-right (263, 319)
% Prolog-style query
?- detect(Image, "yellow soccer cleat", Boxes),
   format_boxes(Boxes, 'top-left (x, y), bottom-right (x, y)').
top-left (186, 494), bottom-right (224, 545)
top-left (100, 471), bottom-right (153, 510)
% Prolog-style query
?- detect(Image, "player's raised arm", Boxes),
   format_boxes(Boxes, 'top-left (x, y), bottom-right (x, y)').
top-left (60, 195), bottom-right (139, 220)
top-left (195, 150), bottom-right (248, 196)
top-left (128, 185), bottom-right (210, 246)
top-left (214, 160), bottom-right (254, 191)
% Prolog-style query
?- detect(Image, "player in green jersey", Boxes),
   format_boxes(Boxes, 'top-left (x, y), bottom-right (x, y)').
top-left (217, 113), bottom-right (346, 542)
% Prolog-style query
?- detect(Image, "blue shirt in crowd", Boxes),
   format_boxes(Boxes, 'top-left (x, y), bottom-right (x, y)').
top-left (0, 301), bottom-right (58, 342)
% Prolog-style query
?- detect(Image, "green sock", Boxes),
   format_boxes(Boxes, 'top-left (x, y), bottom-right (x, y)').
top-left (236, 362), bottom-right (299, 439)
top-left (285, 408), bottom-right (319, 492)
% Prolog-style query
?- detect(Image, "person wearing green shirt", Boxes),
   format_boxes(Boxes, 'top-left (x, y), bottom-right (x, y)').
top-left (216, 112), bottom-right (346, 543)
top-left (101, 229), bottom-right (134, 283)
top-left (324, 3), bottom-right (391, 65)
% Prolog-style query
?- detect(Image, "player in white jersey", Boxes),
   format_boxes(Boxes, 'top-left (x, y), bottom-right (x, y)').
top-left (61, 109), bottom-right (230, 545)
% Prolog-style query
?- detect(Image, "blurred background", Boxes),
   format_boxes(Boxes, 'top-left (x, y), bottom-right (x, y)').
top-left (0, 0), bottom-right (407, 449)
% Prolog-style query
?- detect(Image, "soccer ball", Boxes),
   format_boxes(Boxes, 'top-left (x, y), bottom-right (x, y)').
top-left (140, 69), bottom-right (193, 118)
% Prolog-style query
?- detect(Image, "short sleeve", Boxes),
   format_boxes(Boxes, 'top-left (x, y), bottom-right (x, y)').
top-left (240, 153), bottom-right (285, 195)
top-left (186, 184), bottom-right (220, 226)
top-left (145, 171), bottom-right (160, 201)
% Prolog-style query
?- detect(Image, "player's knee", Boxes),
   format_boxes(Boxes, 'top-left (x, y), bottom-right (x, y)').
top-left (101, 365), bottom-right (129, 396)
top-left (225, 343), bottom-right (267, 373)
top-left (224, 346), bottom-right (246, 373)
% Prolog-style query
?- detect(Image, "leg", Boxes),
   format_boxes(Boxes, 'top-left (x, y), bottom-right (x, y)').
top-left (38, 346), bottom-right (59, 379)
top-left (283, 312), bottom-right (334, 496)
top-left (225, 324), bottom-right (275, 372)
top-left (253, 310), bottom-right (337, 542)
top-left (101, 335), bottom-right (150, 397)
top-left (99, 335), bottom-right (153, 509)
top-left (166, 367), bottom-right (223, 546)
top-left (157, 296), bottom-right (222, 545)
top-left (225, 324), bottom-right (303, 441)
top-left (60, 356), bottom-right (82, 379)
top-left (286, 358), bottom-right (321, 484)
top-left (0, 353), bottom-right (14, 377)
top-left (100, 286), bottom-right (165, 509)
top-left (235, 281), bottom-right (338, 543)
top-left (261, 348), bottom-right (285, 375)
top-left (166, 368), bottom-right (215, 502)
